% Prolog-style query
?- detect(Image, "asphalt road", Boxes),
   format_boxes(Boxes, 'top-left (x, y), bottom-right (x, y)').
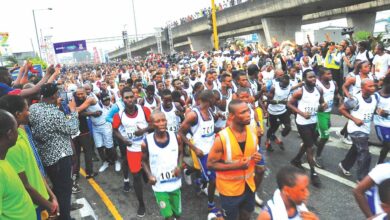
top-left (71, 114), bottom-right (388, 220)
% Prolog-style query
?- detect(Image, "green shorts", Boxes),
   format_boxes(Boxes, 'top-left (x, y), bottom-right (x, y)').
top-left (316, 112), bottom-right (331, 139)
top-left (154, 188), bottom-right (182, 218)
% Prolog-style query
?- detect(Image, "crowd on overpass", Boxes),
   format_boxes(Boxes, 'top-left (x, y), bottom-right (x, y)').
top-left (167, 0), bottom-right (248, 28)
top-left (0, 29), bottom-right (390, 220)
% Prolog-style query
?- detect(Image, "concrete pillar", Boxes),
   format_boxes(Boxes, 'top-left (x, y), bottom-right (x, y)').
top-left (261, 16), bottom-right (302, 46)
top-left (346, 12), bottom-right (376, 34)
top-left (187, 35), bottom-right (213, 52)
top-left (258, 30), bottom-right (266, 45)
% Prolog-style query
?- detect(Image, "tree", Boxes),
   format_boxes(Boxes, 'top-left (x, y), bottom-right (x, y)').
top-left (5, 56), bottom-right (18, 66)
top-left (27, 56), bottom-right (48, 69)
top-left (354, 31), bottom-right (371, 41)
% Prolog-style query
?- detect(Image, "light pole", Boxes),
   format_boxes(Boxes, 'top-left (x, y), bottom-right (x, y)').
top-left (131, 0), bottom-right (138, 41)
top-left (32, 8), bottom-right (52, 58)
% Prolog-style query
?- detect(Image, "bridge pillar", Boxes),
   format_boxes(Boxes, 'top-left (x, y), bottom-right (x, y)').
top-left (261, 16), bottom-right (302, 46)
top-left (188, 35), bottom-right (213, 52)
top-left (258, 30), bottom-right (266, 45)
top-left (346, 12), bottom-right (376, 34)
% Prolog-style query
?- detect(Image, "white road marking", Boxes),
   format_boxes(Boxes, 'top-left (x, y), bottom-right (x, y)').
top-left (302, 163), bottom-right (357, 188)
top-left (74, 198), bottom-right (97, 220)
top-left (290, 125), bottom-right (385, 157)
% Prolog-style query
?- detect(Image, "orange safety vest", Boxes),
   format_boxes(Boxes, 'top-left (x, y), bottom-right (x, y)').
top-left (216, 126), bottom-right (257, 196)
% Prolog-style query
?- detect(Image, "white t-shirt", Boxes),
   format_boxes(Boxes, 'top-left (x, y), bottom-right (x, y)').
top-left (368, 163), bottom-right (390, 215)
top-left (356, 50), bottom-right (374, 62)
top-left (372, 53), bottom-right (390, 79)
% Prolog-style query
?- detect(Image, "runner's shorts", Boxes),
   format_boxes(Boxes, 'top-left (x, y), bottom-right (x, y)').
top-left (154, 189), bottom-right (182, 218)
top-left (92, 123), bottom-right (114, 148)
top-left (197, 154), bottom-right (216, 182)
top-left (126, 151), bottom-right (142, 173)
top-left (220, 185), bottom-right (255, 220)
top-left (316, 112), bottom-right (331, 140)
top-left (375, 125), bottom-right (390, 142)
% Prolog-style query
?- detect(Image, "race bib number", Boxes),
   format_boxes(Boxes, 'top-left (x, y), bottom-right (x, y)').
top-left (363, 113), bottom-right (373, 123)
top-left (158, 167), bottom-right (177, 183)
top-left (304, 106), bottom-right (317, 116)
top-left (201, 125), bottom-right (214, 138)
top-left (168, 125), bottom-right (178, 132)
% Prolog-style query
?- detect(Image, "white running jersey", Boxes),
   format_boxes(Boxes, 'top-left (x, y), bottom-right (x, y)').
top-left (146, 131), bottom-right (181, 192)
top-left (372, 213), bottom-right (388, 220)
top-left (190, 107), bottom-right (215, 154)
top-left (268, 83), bottom-right (291, 115)
top-left (160, 105), bottom-right (181, 132)
top-left (347, 93), bottom-right (377, 134)
top-left (349, 74), bottom-right (374, 96)
top-left (143, 97), bottom-right (157, 111)
top-left (183, 86), bottom-right (192, 97)
top-left (296, 86), bottom-right (321, 125)
top-left (374, 92), bottom-right (390, 127)
top-left (316, 80), bottom-right (335, 113)
top-left (119, 104), bottom-right (148, 152)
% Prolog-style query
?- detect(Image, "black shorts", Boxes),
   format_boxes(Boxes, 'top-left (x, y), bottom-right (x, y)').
top-left (220, 185), bottom-right (255, 220)
top-left (297, 123), bottom-right (317, 147)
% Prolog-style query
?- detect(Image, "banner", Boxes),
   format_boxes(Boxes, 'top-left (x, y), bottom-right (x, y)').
top-left (53, 40), bottom-right (87, 54)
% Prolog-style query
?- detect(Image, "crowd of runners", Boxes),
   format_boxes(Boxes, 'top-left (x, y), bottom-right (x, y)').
top-left (0, 33), bottom-right (390, 220)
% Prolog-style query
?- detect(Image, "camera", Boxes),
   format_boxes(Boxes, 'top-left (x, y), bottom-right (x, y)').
top-left (342, 27), bottom-right (354, 36)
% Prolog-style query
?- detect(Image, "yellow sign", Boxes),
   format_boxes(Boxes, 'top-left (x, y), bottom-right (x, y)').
top-left (0, 32), bottom-right (9, 46)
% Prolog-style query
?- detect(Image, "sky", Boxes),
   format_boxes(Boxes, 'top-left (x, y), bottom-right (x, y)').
top-left (1, 0), bottom-right (211, 53)
top-left (1, 0), bottom-right (389, 55)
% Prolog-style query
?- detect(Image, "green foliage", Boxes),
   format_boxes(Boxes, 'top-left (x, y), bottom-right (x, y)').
top-left (354, 31), bottom-right (371, 41)
top-left (27, 56), bottom-right (47, 69)
top-left (5, 56), bottom-right (18, 66)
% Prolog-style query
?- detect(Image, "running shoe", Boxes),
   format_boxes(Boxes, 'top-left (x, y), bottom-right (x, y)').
top-left (123, 181), bottom-right (131, 192)
top-left (255, 193), bottom-right (264, 206)
top-left (314, 156), bottom-right (324, 169)
top-left (72, 184), bottom-right (81, 194)
top-left (137, 205), bottom-right (146, 217)
top-left (311, 172), bottom-right (321, 188)
top-left (338, 162), bottom-right (351, 176)
top-left (183, 168), bottom-right (192, 185)
top-left (99, 161), bottom-right (109, 173)
top-left (265, 140), bottom-right (274, 152)
top-left (115, 160), bottom-right (121, 172)
top-left (290, 159), bottom-right (304, 170)
top-left (86, 172), bottom-right (98, 179)
top-left (342, 136), bottom-right (352, 145)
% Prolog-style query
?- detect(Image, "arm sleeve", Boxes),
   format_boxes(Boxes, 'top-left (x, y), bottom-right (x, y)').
top-left (5, 145), bottom-right (25, 174)
top-left (106, 103), bottom-right (120, 123)
top-left (368, 164), bottom-right (390, 184)
top-left (142, 107), bottom-right (151, 122)
top-left (112, 113), bottom-right (121, 129)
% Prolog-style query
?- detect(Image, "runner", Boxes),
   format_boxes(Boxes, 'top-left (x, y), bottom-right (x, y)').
top-left (142, 111), bottom-right (183, 220)
top-left (178, 90), bottom-right (219, 217)
top-left (208, 99), bottom-right (261, 220)
top-left (160, 89), bottom-right (184, 133)
top-left (288, 69), bottom-right (326, 187)
top-left (314, 68), bottom-right (339, 168)
top-left (139, 85), bottom-right (161, 112)
top-left (257, 166), bottom-right (319, 220)
top-left (353, 162), bottom-right (390, 218)
top-left (373, 74), bottom-right (390, 164)
top-left (112, 86), bottom-right (151, 217)
top-left (339, 79), bottom-right (377, 180)
top-left (0, 109), bottom-right (37, 220)
top-left (266, 74), bottom-right (291, 152)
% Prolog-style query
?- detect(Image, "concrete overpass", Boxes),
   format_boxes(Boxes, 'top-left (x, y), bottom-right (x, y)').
top-left (108, 0), bottom-right (390, 60)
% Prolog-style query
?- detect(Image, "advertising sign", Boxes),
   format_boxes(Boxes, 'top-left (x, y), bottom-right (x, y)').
top-left (53, 40), bottom-right (87, 54)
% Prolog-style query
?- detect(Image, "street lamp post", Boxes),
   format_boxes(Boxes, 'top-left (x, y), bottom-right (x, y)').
top-left (32, 8), bottom-right (52, 58)
top-left (131, 0), bottom-right (138, 41)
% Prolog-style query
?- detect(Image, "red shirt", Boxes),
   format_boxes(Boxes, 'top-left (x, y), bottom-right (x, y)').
top-left (112, 106), bottom-right (151, 129)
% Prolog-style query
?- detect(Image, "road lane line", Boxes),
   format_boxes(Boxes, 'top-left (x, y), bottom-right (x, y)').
top-left (80, 168), bottom-right (123, 220)
top-left (301, 163), bottom-right (357, 188)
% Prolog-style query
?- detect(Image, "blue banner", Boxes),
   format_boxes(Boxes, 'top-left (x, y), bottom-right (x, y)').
top-left (53, 40), bottom-right (87, 54)
top-left (11, 64), bottom-right (43, 80)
